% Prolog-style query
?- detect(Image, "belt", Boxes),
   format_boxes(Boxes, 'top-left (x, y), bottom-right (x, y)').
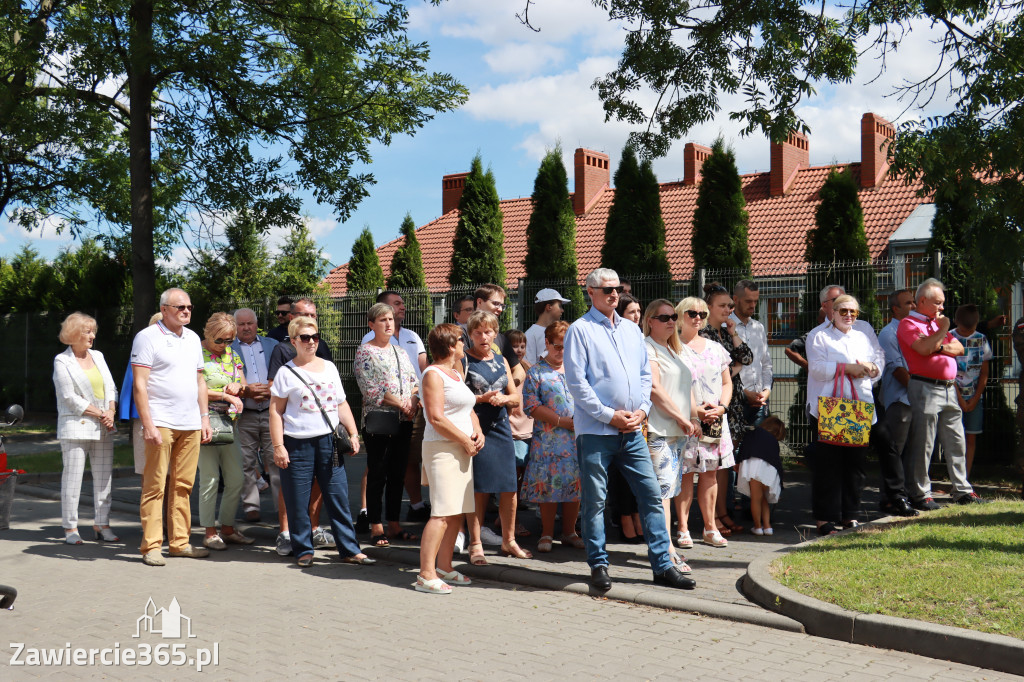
top-left (910, 374), bottom-right (955, 387)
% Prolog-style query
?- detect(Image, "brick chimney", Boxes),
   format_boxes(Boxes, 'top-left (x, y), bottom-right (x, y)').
top-left (861, 112), bottom-right (894, 189)
top-left (573, 148), bottom-right (610, 215)
top-left (442, 172), bottom-right (469, 215)
top-left (683, 143), bottom-right (713, 186)
top-left (770, 131), bottom-right (809, 197)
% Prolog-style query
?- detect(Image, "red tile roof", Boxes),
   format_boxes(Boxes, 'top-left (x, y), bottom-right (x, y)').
top-left (326, 162), bottom-right (928, 295)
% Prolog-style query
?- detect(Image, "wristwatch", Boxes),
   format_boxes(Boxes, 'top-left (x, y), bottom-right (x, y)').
top-left (937, 344), bottom-right (945, 354)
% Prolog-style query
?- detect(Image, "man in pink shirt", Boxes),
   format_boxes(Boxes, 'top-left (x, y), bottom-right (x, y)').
top-left (897, 278), bottom-right (985, 509)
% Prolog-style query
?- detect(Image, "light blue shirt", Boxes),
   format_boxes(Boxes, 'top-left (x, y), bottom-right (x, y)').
top-left (564, 306), bottom-right (652, 436)
top-left (878, 318), bottom-right (909, 408)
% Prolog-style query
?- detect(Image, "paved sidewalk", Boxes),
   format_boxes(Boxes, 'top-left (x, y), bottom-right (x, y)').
top-left (2, 493), bottom-right (1019, 680)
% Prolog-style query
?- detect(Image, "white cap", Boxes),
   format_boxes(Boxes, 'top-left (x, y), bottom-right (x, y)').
top-left (535, 288), bottom-right (571, 304)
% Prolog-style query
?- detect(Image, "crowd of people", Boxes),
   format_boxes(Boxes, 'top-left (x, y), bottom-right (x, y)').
top-left (50, 271), bottom-right (993, 592)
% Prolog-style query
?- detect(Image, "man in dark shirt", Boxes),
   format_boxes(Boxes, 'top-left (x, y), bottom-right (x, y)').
top-left (267, 297), bottom-right (333, 379)
top-left (266, 296), bottom-right (293, 343)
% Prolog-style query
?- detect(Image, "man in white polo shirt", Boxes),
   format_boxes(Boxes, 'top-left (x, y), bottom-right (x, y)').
top-left (132, 288), bottom-right (212, 566)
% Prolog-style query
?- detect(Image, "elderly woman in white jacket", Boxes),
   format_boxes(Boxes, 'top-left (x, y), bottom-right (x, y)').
top-left (53, 312), bottom-right (118, 545)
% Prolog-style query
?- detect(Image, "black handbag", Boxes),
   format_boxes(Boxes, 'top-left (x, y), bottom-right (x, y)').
top-left (285, 365), bottom-right (354, 465)
top-left (363, 346), bottom-right (404, 436)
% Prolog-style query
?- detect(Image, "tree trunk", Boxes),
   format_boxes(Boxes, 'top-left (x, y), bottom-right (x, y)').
top-left (129, 0), bottom-right (155, 332)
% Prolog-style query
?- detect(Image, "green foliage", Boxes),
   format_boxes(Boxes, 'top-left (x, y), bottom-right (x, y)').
top-left (523, 146), bottom-right (587, 321)
top-left (691, 138), bottom-right (751, 277)
top-left (51, 239), bottom-right (130, 312)
top-left (0, 245), bottom-right (58, 313)
top-left (806, 168), bottom-right (870, 265)
top-left (222, 212), bottom-right (277, 303)
top-left (449, 155), bottom-right (506, 287)
top-left (347, 227), bottom-right (385, 293)
top-left (274, 221), bottom-right (330, 296)
top-left (387, 214), bottom-right (427, 290)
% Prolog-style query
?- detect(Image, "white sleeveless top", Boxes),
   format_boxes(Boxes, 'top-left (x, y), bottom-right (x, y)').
top-left (645, 338), bottom-right (694, 438)
top-left (422, 365), bottom-right (476, 441)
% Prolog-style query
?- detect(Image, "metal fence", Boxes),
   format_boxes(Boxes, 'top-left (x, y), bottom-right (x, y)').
top-left (8, 255), bottom-right (1020, 465)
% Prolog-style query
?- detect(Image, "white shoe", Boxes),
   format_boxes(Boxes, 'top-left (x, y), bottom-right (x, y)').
top-left (703, 529), bottom-right (728, 547)
top-left (763, 527), bottom-right (774, 536)
top-left (751, 527), bottom-right (764, 536)
top-left (674, 530), bottom-right (693, 549)
top-left (479, 526), bottom-right (503, 546)
top-left (454, 531), bottom-right (466, 554)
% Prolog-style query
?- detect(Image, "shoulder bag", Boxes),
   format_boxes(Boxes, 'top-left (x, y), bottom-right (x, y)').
top-left (285, 365), bottom-right (354, 465)
top-left (817, 363), bottom-right (875, 447)
top-left (364, 346), bottom-right (403, 436)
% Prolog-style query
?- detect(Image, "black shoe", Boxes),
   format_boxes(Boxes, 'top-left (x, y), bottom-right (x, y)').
top-left (910, 497), bottom-right (941, 511)
top-left (955, 492), bottom-right (989, 505)
top-left (355, 510), bottom-right (369, 534)
top-left (881, 498), bottom-right (920, 517)
top-left (653, 568), bottom-right (696, 590)
top-left (406, 503), bottom-right (431, 522)
top-left (590, 566), bottom-right (612, 591)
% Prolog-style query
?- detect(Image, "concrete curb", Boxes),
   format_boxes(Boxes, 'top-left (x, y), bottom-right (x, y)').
top-left (365, 545), bottom-right (804, 633)
top-left (17, 482), bottom-right (140, 517)
top-left (743, 527), bottom-right (1024, 675)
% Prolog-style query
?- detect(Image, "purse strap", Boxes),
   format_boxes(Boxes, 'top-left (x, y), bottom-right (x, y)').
top-left (831, 363), bottom-right (860, 401)
top-left (392, 344), bottom-right (404, 397)
top-left (285, 365), bottom-right (336, 434)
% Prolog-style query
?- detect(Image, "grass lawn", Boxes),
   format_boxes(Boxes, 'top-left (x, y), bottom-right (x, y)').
top-left (8, 445), bottom-right (135, 474)
top-left (772, 500), bottom-right (1024, 640)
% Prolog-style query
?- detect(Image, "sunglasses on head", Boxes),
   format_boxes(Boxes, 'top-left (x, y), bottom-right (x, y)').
top-left (836, 308), bottom-right (859, 318)
top-left (297, 333), bottom-right (320, 343)
top-left (684, 310), bottom-right (709, 319)
top-left (164, 304), bottom-right (193, 312)
top-left (651, 314), bottom-right (679, 323)
top-left (213, 337), bottom-right (235, 345)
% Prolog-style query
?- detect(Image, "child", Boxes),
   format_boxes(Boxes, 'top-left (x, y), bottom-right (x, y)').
top-left (951, 304), bottom-right (992, 475)
top-left (736, 416), bottom-right (786, 536)
top-left (505, 329), bottom-right (534, 536)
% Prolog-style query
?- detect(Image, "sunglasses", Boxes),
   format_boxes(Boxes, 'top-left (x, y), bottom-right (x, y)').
top-left (684, 310), bottom-right (709, 319)
top-left (275, 310), bottom-right (290, 317)
top-left (297, 333), bottom-right (321, 343)
top-left (213, 337), bottom-right (235, 345)
top-left (164, 304), bottom-right (193, 312)
top-left (549, 343), bottom-right (564, 351)
top-left (599, 286), bottom-right (625, 295)
top-left (837, 308), bottom-right (859, 318)
top-left (651, 314), bottom-right (679, 323)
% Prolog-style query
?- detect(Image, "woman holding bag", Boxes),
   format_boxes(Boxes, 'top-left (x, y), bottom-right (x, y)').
top-left (354, 302), bottom-right (419, 547)
top-left (807, 294), bottom-right (884, 535)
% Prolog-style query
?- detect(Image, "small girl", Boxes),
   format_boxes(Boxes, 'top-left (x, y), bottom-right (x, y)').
top-left (736, 416), bottom-right (786, 536)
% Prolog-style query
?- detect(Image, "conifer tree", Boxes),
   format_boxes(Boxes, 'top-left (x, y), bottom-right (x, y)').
top-left (275, 221), bottom-right (329, 295)
top-left (387, 214), bottom-right (427, 290)
top-left (346, 226), bottom-right (385, 292)
top-left (449, 156), bottom-right (506, 287)
top-left (691, 138), bottom-right (752, 281)
top-left (523, 147), bottom-right (587, 320)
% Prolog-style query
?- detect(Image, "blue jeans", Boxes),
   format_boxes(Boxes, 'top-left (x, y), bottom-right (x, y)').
top-left (577, 432), bottom-right (673, 574)
top-left (280, 434), bottom-right (362, 559)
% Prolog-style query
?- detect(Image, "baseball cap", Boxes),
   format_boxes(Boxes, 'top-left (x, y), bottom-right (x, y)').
top-left (535, 288), bottom-right (571, 304)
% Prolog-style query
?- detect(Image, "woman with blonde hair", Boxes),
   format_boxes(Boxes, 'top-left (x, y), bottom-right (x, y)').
top-left (53, 312), bottom-right (118, 544)
top-left (198, 312), bottom-right (253, 550)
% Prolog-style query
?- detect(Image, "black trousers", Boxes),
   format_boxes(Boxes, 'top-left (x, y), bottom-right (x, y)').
top-left (809, 417), bottom-right (867, 522)
top-left (872, 402), bottom-right (913, 502)
top-left (364, 420), bottom-right (414, 526)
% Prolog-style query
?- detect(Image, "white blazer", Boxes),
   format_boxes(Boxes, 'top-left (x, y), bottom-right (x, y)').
top-left (53, 347), bottom-right (118, 441)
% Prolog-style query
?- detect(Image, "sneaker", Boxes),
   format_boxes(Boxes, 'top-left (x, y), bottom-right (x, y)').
top-left (355, 510), bottom-right (370, 534)
top-left (911, 497), bottom-right (941, 511)
top-left (256, 478), bottom-right (270, 492)
top-left (406, 502), bottom-right (431, 522)
top-left (312, 527), bottom-right (335, 548)
top-left (168, 545), bottom-right (210, 558)
top-left (955, 492), bottom-right (989, 505)
top-left (454, 531), bottom-right (466, 554)
top-left (479, 526), bottom-right (503, 546)
top-left (276, 531), bottom-right (293, 557)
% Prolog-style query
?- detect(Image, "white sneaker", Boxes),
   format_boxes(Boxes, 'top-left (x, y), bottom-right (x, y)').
top-left (312, 527), bottom-right (335, 548)
top-left (276, 531), bottom-right (292, 557)
top-left (479, 526), bottom-right (503, 546)
top-left (454, 531), bottom-right (466, 554)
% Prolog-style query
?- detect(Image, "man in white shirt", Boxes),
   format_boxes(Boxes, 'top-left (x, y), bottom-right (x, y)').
top-left (132, 288), bottom-right (212, 566)
top-left (524, 288), bottom-right (571, 366)
top-left (731, 280), bottom-right (772, 425)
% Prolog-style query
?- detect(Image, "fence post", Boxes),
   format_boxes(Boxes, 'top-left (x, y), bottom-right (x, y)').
top-left (23, 313), bottom-right (29, 412)
top-left (697, 268), bottom-right (706, 296)
top-left (933, 249), bottom-right (943, 281)
top-left (517, 278), bottom-right (525, 332)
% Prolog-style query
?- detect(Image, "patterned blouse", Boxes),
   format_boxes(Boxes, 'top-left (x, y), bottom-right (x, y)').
top-left (353, 342), bottom-right (419, 425)
top-left (203, 346), bottom-right (244, 418)
top-left (699, 326), bottom-right (753, 444)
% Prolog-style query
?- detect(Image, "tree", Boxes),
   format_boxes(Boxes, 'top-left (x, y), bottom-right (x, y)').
top-left (347, 227), bottom-right (385, 293)
top-left (691, 138), bottom-right (751, 279)
top-left (274, 221), bottom-right (330, 296)
top-left (51, 239), bottom-right (129, 311)
top-left (387, 214), bottom-right (427, 290)
top-left (522, 146), bottom-right (587, 321)
top-left (221, 212), bottom-right (276, 303)
top-left (0, 244), bottom-right (58, 313)
top-left (602, 145), bottom-right (671, 283)
top-left (448, 155), bottom-right (506, 287)
top-left (2, 1), bottom-right (468, 330)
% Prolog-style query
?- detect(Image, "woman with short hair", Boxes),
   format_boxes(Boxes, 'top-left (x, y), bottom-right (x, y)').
top-left (53, 312), bottom-right (118, 544)
top-left (416, 323), bottom-right (485, 593)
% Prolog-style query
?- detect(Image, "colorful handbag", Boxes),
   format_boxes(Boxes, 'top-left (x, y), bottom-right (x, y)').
top-left (817, 363), bottom-right (874, 447)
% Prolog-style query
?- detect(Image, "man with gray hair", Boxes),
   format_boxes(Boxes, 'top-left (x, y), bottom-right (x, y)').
top-left (564, 267), bottom-right (695, 591)
top-left (231, 308), bottom-right (280, 524)
top-left (897, 278), bottom-right (985, 508)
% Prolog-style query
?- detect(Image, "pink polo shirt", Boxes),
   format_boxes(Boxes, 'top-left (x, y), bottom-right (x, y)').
top-left (897, 311), bottom-right (956, 380)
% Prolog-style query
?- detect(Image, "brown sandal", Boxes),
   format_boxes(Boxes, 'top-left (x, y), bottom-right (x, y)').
top-left (468, 542), bottom-right (489, 566)
top-left (717, 515), bottom-right (742, 535)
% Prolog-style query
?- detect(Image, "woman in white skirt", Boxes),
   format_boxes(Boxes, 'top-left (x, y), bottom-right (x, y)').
top-left (417, 324), bottom-right (485, 594)
top-left (735, 416), bottom-right (787, 536)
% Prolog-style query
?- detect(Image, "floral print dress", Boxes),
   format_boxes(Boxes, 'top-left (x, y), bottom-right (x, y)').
top-left (679, 339), bottom-right (735, 472)
top-left (520, 359), bottom-right (580, 503)
top-left (699, 326), bottom-right (753, 445)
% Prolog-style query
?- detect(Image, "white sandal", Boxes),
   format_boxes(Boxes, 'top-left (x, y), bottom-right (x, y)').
top-left (437, 569), bottom-right (472, 586)
top-left (414, 575), bottom-right (452, 594)
top-left (703, 529), bottom-right (728, 547)
top-left (537, 536), bottom-right (554, 553)
top-left (64, 530), bottom-right (83, 545)
top-left (94, 527), bottom-right (119, 543)
top-left (675, 530), bottom-right (693, 549)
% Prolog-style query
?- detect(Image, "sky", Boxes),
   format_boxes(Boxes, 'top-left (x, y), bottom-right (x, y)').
top-left (0, 0), bottom-right (953, 272)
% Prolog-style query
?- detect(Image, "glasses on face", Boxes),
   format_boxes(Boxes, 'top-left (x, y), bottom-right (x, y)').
top-left (486, 300), bottom-right (506, 310)
top-left (164, 304), bottom-right (193, 312)
top-left (275, 310), bottom-right (290, 318)
top-left (723, 302), bottom-right (735, 309)
top-left (549, 342), bottom-right (565, 351)
top-left (599, 286), bottom-right (625, 295)
top-left (297, 333), bottom-right (320, 343)
top-left (651, 314), bottom-right (679, 323)
top-left (837, 308), bottom-right (859, 318)
top-left (684, 310), bottom-right (709, 319)
top-left (213, 337), bottom-right (235, 345)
